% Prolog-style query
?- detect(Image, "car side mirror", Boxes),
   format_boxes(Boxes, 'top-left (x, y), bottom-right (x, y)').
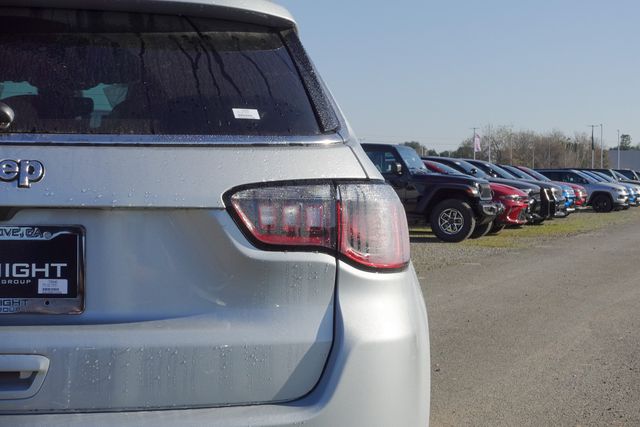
top-left (469, 167), bottom-right (478, 175)
top-left (0, 102), bottom-right (14, 130)
top-left (394, 162), bottom-right (403, 176)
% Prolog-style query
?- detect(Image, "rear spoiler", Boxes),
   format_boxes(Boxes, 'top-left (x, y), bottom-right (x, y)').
top-left (0, 0), bottom-right (296, 29)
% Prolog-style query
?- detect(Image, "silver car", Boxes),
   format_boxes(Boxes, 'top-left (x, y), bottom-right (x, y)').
top-left (537, 169), bottom-right (629, 212)
top-left (0, 1), bottom-right (429, 426)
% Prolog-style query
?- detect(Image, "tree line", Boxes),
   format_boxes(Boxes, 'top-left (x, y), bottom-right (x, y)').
top-left (402, 125), bottom-right (630, 168)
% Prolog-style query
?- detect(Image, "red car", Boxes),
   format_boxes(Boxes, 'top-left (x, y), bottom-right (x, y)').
top-left (424, 160), bottom-right (528, 234)
top-left (489, 183), bottom-right (530, 233)
top-left (563, 183), bottom-right (588, 208)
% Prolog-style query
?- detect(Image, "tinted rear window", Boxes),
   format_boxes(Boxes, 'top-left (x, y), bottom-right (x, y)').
top-left (0, 8), bottom-right (321, 135)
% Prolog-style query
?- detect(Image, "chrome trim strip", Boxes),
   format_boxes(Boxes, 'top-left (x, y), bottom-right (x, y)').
top-left (0, 133), bottom-right (345, 147)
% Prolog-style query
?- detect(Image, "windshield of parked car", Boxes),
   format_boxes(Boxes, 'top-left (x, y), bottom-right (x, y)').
top-left (500, 165), bottom-right (532, 179)
top-left (592, 171), bottom-right (615, 182)
top-left (428, 161), bottom-right (464, 175)
top-left (613, 171), bottom-right (629, 181)
top-left (450, 159), bottom-right (489, 178)
top-left (0, 8), bottom-right (322, 136)
top-left (487, 163), bottom-right (519, 179)
top-left (575, 170), bottom-right (599, 183)
top-left (616, 170), bottom-right (638, 180)
top-left (396, 146), bottom-right (429, 171)
top-left (519, 167), bottom-right (552, 182)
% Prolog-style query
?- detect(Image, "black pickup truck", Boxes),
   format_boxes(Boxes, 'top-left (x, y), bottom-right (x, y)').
top-left (362, 143), bottom-right (501, 242)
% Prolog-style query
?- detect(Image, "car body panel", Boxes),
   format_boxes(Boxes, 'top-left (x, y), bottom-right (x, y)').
top-left (0, 144), bottom-right (366, 209)
top-left (0, 263), bottom-right (431, 426)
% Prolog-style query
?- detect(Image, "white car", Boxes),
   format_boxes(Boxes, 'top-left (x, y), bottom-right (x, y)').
top-left (0, 1), bottom-right (430, 426)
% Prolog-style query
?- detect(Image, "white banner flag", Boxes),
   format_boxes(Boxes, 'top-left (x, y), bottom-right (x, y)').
top-left (473, 134), bottom-right (482, 152)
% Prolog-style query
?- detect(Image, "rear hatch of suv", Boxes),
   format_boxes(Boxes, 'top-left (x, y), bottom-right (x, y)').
top-left (0, 5), bottom-right (367, 413)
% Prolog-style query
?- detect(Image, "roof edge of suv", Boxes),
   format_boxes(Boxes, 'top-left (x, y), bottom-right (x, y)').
top-left (0, 0), bottom-right (296, 28)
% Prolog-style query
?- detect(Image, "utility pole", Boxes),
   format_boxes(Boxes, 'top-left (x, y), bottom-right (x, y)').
top-left (599, 124), bottom-right (604, 167)
top-left (617, 129), bottom-right (621, 168)
top-left (488, 124), bottom-right (492, 163)
top-left (589, 125), bottom-right (597, 168)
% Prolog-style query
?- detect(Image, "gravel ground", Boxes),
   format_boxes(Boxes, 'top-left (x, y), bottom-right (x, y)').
top-left (410, 208), bottom-right (639, 274)
top-left (417, 208), bottom-right (640, 426)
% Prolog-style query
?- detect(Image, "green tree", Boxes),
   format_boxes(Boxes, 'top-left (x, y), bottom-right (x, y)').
top-left (402, 141), bottom-right (423, 151)
top-left (620, 134), bottom-right (632, 150)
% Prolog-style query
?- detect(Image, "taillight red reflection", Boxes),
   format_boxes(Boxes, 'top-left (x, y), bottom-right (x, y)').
top-left (229, 183), bottom-right (410, 270)
top-left (338, 184), bottom-right (410, 269)
top-left (231, 185), bottom-right (335, 248)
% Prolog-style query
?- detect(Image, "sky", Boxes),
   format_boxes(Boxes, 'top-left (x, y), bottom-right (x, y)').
top-left (278, 0), bottom-right (640, 151)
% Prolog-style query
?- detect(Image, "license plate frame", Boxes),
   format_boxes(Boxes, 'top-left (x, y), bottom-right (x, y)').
top-left (0, 225), bottom-right (85, 315)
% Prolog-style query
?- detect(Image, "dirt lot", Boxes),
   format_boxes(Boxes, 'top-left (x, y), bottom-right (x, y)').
top-left (410, 208), bottom-right (639, 273)
top-left (414, 208), bottom-right (640, 426)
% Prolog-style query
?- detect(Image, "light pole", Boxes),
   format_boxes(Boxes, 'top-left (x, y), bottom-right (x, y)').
top-left (599, 124), bottom-right (604, 167)
top-left (487, 124), bottom-right (492, 163)
top-left (617, 129), bottom-right (621, 168)
top-left (589, 125), bottom-right (597, 168)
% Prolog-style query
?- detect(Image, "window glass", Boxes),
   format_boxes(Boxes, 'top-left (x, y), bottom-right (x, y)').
top-left (488, 164), bottom-right (517, 179)
top-left (0, 8), bottom-right (321, 136)
top-left (395, 146), bottom-right (428, 171)
top-left (365, 150), bottom-right (400, 174)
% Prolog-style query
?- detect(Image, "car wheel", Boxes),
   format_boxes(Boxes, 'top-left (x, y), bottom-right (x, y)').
top-left (430, 199), bottom-right (476, 243)
top-left (470, 221), bottom-right (493, 239)
top-left (489, 222), bottom-right (506, 235)
top-left (591, 194), bottom-right (613, 213)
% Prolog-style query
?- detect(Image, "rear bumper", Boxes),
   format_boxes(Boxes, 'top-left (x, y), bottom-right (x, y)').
top-left (1, 263), bottom-right (431, 427)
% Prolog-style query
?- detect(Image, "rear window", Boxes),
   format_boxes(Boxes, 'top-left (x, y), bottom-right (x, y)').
top-left (0, 8), bottom-right (321, 135)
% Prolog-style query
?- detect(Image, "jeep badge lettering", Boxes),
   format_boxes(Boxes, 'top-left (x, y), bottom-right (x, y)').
top-left (0, 159), bottom-right (45, 188)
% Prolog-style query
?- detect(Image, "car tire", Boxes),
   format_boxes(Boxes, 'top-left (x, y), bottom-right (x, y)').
top-left (591, 194), bottom-right (613, 213)
top-left (430, 199), bottom-right (476, 243)
top-left (470, 221), bottom-right (493, 239)
top-left (489, 222), bottom-right (506, 235)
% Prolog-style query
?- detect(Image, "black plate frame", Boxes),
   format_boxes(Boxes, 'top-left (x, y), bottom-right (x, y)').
top-left (0, 225), bottom-right (85, 315)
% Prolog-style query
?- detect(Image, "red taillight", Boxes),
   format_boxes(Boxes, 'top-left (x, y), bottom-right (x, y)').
top-left (230, 185), bottom-right (335, 248)
top-left (228, 182), bottom-right (410, 270)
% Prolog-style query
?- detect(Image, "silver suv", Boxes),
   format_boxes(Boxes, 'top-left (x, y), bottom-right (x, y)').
top-left (0, 2), bottom-right (429, 426)
top-left (537, 169), bottom-right (629, 212)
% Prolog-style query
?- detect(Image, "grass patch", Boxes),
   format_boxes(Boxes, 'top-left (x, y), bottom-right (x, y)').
top-left (410, 208), bottom-right (639, 249)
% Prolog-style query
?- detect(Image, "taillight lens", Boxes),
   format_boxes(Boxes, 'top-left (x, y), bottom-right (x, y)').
top-left (228, 182), bottom-right (410, 270)
top-left (230, 185), bottom-right (336, 248)
top-left (338, 184), bottom-right (410, 269)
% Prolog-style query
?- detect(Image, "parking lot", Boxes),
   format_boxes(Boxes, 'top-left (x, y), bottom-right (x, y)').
top-left (414, 209), bottom-right (640, 426)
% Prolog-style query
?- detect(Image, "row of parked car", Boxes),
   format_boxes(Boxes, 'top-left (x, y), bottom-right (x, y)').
top-left (362, 143), bottom-right (640, 242)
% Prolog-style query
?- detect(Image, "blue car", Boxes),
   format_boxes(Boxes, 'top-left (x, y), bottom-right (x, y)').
top-left (560, 185), bottom-right (576, 212)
